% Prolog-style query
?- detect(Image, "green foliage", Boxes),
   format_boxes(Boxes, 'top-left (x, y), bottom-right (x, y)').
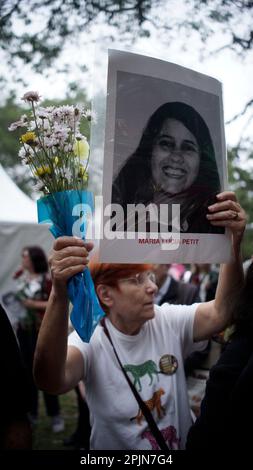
top-left (0, 0), bottom-right (156, 75)
top-left (227, 147), bottom-right (253, 259)
top-left (187, 0), bottom-right (253, 52)
top-left (242, 227), bottom-right (253, 260)
top-left (0, 95), bottom-right (34, 195)
top-left (1, 0), bottom-right (253, 85)
top-left (33, 390), bottom-right (78, 450)
top-left (0, 96), bottom-right (25, 167)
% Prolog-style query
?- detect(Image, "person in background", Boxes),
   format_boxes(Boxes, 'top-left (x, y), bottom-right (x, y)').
top-left (185, 264), bottom-right (201, 287)
top-left (168, 264), bottom-right (186, 282)
top-left (185, 264), bottom-right (221, 379)
top-left (152, 264), bottom-right (200, 306)
top-left (186, 261), bottom-right (253, 449)
top-left (63, 381), bottom-right (91, 450)
top-left (34, 192), bottom-right (246, 450)
top-left (191, 264), bottom-right (219, 302)
top-left (0, 303), bottom-right (32, 449)
top-left (15, 246), bottom-right (64, 433)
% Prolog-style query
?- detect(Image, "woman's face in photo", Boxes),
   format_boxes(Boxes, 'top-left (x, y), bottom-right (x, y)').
top-left (151, 118), bottom-right (200, 195)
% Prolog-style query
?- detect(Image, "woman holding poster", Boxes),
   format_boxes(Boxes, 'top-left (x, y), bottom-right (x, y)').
top-left (34, 191), bottom-right (246, 450)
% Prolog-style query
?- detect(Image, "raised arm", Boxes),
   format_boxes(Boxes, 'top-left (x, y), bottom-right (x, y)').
top-left (194, 191), bottom-right (246, 341)
top-left (33, 236), bottom-right (93, 394)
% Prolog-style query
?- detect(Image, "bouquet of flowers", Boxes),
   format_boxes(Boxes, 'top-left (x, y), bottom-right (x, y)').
top-left (9, 91), bottom-right (104, 341)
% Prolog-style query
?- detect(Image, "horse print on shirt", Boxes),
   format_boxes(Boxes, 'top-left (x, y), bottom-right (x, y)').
top-left (130, 388), bottom-right (165, 425)
top-left (141, 425), bottom-right (180, 450)
top-left (124, 360), bottom-right (159, 392)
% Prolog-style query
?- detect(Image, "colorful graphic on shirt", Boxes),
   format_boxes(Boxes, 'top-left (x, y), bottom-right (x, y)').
top-left (130, 388), bottom-right (166, 425)
top-left (124, 360), bottom-right (159, 392)
top-left (159, 354), bottom-right (178, 375)
top-left (141, 425), bottom-right (180, 450)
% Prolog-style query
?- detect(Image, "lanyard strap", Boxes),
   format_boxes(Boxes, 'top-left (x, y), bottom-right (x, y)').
top-left (101, 318), bottom-right (168, 452)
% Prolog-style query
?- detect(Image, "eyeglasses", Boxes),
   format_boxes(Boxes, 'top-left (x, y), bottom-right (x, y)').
top-left (119, 271), bottom-right (156, 287)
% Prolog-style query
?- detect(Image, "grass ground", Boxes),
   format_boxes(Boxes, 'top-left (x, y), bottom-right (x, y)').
top-left (33, 389), bottom-right (78, 450)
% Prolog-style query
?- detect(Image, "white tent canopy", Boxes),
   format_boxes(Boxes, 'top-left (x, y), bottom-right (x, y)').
top-left (0, 164), bottom-right (38, 223)
top-left (0, 165), bottom-right (53, 293)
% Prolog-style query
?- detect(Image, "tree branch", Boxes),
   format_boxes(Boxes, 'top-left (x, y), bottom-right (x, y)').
top-left (232, 31), bottom-right (253, 50)
top-left (226, 99), bottom-right (253, 124)
top-left (0, 0), bottom-right (22, 28)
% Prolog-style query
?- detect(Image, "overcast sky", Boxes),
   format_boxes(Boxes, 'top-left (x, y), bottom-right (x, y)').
top-left (11, 1), bottom-right (253, 150)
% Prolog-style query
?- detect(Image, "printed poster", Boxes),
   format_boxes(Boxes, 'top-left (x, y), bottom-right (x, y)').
top-left (98, 49), bottom-right (231, 263)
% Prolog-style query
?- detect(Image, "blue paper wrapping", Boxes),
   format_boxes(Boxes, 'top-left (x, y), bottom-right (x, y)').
top-left (37, 190), bottom-right (104, 342)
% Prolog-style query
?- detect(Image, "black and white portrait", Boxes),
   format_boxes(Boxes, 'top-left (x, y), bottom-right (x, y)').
top-left (111, 71), bottom-right (224, 234)
top-left (99, 50), bottom-right (230, 264)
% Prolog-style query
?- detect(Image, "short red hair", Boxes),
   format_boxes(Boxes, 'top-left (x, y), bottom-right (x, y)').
top-left (88, 254), bottom-right (152, 313)
top-left (89, 259), bottom-right (152, 289)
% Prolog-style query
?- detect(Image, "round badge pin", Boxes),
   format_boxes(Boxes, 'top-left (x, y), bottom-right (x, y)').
top-left (159, 354), bottom-right (178, 375)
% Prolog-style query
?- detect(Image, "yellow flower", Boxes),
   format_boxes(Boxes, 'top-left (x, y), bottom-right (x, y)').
top-left (78, 166), bottom-right (88, 182)
top-left (35, 166), bottom-right (52, 177)
top-left (73, 138), bottom-right (89, 161)
top-left (20, 131), bottom-right (36, 145)
top-left (54, 156), bottom-right (60, 166)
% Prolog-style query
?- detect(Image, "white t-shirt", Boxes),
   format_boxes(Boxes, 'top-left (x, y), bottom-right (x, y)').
top-left (68, 303), bottom-right (206, 450)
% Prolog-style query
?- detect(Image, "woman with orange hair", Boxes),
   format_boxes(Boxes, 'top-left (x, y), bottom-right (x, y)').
top-left (34, 191), bottom-right (246, 450)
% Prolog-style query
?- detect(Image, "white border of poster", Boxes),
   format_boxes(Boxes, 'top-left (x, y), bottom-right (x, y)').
top-left (99, 49), bottom-right (232, 263)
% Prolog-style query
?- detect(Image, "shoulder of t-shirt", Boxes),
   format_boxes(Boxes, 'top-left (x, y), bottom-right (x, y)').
top-left (154, 302), bottom-right (199, 331)
top-left (68, 322), bottom-right (102, 351)
top-left (155, 302), bottom-right (198, 316)
top-left (68, 329), bottom-right (89, 351)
